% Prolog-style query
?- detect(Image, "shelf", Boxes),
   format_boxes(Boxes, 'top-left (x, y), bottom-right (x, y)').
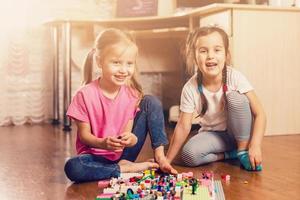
top-left (44, 14), bottom-right (189, 30)
top-left (131, 27), bottom-right (188, 38)
top-left (44, 3), bottom-right (300, 31)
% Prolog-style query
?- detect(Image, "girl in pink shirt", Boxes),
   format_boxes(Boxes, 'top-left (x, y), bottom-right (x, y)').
top-left (64, 28), bottom-right (176, 182)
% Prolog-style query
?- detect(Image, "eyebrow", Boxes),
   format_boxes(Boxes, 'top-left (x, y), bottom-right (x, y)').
top-left (198, 45), bottom-right (224, 49)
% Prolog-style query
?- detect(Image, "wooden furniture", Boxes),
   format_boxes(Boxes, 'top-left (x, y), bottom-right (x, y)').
top-left (45, 3), bottom-right (300, 135)
top-left (196, 4), bottom-right (300, 135)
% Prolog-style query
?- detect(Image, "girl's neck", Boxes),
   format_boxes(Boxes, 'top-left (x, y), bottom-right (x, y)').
top-left (98, 78), bottom-right (121, 99)
top-left (202, 75), bottom-right (222, 93)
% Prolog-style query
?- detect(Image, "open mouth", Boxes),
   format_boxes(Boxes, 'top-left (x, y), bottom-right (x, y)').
top-left (206, 62), bottom-right (218, 69)
top-left (114, 75), bottom-right (127, 81)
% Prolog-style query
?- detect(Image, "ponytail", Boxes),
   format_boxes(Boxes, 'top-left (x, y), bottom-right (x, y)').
top-left (197, 70), bottom-right (208, 117)
top-left (128, 72), bottom-right (143, 100)
top-left (81, 49), bottom-right (96, 85)
top-left (222, 65), bottom-right (228, 110)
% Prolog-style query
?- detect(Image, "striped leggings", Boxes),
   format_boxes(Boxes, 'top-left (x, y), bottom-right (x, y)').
top-left (180, 91), bottom-right (252, 167)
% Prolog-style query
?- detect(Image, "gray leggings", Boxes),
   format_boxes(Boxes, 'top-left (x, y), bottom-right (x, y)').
top-left (181, 91), bottom-right (252, 167)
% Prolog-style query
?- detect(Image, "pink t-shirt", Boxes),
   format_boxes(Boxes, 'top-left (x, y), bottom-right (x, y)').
top-left (67, 79), bottom-right (139, 161)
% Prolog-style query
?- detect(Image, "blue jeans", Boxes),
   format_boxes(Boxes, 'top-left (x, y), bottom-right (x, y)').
top-left (64, 95), bottom-right (168, 182)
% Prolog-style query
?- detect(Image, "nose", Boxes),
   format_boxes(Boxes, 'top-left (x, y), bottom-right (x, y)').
top-left (119, 64), bottom-right (127, 73)
top-left (207, 50), bottom-right (215, 59)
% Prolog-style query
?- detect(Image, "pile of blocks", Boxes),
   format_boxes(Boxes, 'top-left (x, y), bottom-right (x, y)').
top-left (96, 170), bottom-right (225, 200)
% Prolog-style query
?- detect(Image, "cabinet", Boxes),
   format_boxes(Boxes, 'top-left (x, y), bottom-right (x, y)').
top-left (46, 3), bottom-right (300, 135)
top-left (196, 5), bottom-right (300, 135)
top-left (231, 10), bottom-right (300, 135)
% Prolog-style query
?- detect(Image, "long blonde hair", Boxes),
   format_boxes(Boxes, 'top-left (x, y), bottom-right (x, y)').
top-left (185, 26), bottom-right (230, 116)
top-left (82, 28), bottom-right (143, 98)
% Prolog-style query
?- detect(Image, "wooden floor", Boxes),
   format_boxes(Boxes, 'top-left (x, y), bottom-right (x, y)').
top-left (0, 124), bottom-right (299, 200)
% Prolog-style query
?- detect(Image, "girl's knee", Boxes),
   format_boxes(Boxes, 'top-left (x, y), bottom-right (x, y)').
top-left (64, 158), bottom-right (83, 182)
top-left (142, 95), bottom-right (162, 109)
top-left (226, 92), bottom-right (251, 116)
top-left (227, 91), bottom-right (249, 107)
top-left (226, 92), bottom-right (252, 140)
top-left (181, 146), bottom-right (202, 167)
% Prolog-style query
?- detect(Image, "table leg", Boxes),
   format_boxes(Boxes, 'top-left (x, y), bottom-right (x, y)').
top-left (52, 25), bottom-right (60, 125)
top-left (62, 22), bottom-right (72, 131)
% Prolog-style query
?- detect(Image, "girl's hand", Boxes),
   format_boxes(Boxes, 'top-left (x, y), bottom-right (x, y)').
top-left (119, 132), bottom-right (137, 147)
top-left (159, 158), bottom-right (178, 174)
top-left (248, 144), bottom-right (262, 170)
top-left (103, 136), bottom-right (124, 151)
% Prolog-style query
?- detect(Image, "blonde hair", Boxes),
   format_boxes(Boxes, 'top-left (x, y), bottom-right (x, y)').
top-left (82, 28), bottom-right (143, 98)
top-left (185, 26), bottom-right (230, 116)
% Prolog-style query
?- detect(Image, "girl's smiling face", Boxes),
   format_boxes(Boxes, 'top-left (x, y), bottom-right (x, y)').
top-left (98, 41), bottom-right (138, 88)
top-left (195, 31), bottom-right (227, 81)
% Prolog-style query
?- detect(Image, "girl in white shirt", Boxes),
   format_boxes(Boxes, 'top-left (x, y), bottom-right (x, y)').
top-left (160, 26), bottom-right (266, 171)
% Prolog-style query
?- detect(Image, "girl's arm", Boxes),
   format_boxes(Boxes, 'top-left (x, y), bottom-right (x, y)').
top-left (122, 119), bottom-right (134, 132)
top-left (120, 119), bottom-right (137, 147)
top-left (75, 120), bottom-right (124, 150)
top-left (245, 91), bottom-right (267, 166)
top-left (166, 111), bottom-right (194, 163)
top-left (158, 112), bottom-right (193, 175)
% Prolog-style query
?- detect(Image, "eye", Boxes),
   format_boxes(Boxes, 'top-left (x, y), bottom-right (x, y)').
top-left (198, 49), bottom-right (207, 54)
top-left (112, 60), bottom-right (121, 65)
top-left (127, 62), bottom-right (134, 67)
top-left (215, 47), bottom-right (223, 52)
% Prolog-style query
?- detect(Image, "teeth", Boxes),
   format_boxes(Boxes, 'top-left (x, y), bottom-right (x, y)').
top-left (206, 62), bottom-right (217, 66)
top-left (115, 76), bottom-right (126, 81)
top-left (206, 64), bottom-right (215, 67)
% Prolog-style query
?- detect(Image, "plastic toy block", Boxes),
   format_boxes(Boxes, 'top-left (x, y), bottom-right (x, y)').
top-left (182, 171), bottom-right (193, 178)
top-left (96, 171), bottom-right (226, 200)
top-left (98, 180), bottom-right (110, 188)
top-left (120, 172), bottom-right (143, 179)
top-left (182, 186), bottom-right (210, 200)
top-left (119, 185), bottom-right (139, 193)
top-left (177, 173), bottom-right (183, 181)
top-left (221, 174), bottom-right (230, 181)
top-left (103, 186), bottom-right (119, 194)
top-left (214, 180), bottom-right (225, 200)
top-left (144, 170), bottom-right (151, 175)
top-left (200, 179), bottom-right (212, 187)
top-left (96, 193), bottom-right (114, 200)
top-left (151, 169), bottom-right (155, 176)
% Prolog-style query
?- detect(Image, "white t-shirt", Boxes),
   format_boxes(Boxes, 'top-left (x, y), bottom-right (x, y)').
top-left (180, 67), bottom-right (253, 132)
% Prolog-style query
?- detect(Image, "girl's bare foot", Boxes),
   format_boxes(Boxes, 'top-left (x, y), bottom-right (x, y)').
top-left (118, 160), bottom-right (158, 173)
top-left (146, 158), bottom-right (155, 163)
top-left (118, 159), bottom-right (132, 165)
